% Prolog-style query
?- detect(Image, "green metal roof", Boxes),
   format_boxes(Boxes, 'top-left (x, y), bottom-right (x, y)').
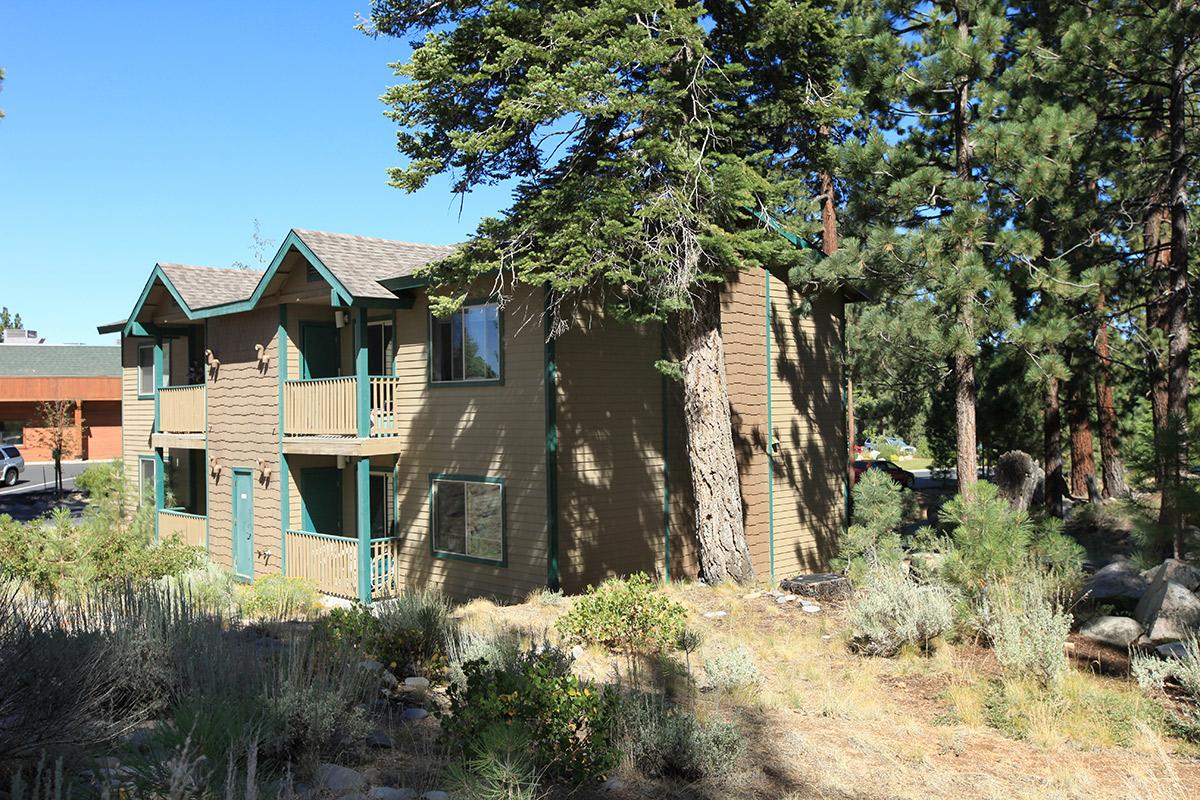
top-left (0, 345), bottom-right (121, 377)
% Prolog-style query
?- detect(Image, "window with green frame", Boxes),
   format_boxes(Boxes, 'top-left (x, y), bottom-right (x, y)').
top-left (430, 304), bottom-right (501, 383)
top-left (369, 470), bottom-right (394, 539)
top-left (431, 475), bottom-right (504, 562)
top-left (138, 456), bottom-right (156, 507)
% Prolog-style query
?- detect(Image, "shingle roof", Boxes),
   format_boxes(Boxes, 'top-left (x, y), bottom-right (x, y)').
top-left (158, 263), bottom-right (262, 310)
top-left (0, 345), bottom-right (120, 377)
top-left (293, 229), bottom-right (459, 299)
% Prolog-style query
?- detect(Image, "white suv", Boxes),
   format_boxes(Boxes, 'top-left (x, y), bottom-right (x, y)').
top-left (1, 446), bottom-right (24, 487)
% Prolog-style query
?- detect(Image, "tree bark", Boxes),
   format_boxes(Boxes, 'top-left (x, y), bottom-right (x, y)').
top-left (1066, 363), bottom-right (1096, 500)
top-left (1044, 371), bottom-right (1064, 517)
top-left (676, 282), bottom-right (754, 584)
top-left (1094, 294), bottom-right (1129, 499)
top-left (820, 164), bottom-right (853, 491)
top-left (1159, 2), bottom-right (1191, 553)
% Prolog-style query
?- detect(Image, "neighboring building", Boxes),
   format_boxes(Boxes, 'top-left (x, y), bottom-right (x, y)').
top-left (102, 227), bottom-right (848, 601)
top-left (1, 329), bottom-right (46, 345)
top-left (0, 344), bottom-right (122, 461)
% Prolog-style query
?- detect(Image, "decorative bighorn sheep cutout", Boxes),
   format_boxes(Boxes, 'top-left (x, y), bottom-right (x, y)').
top-left (209, 455), bottom-right (223, 482)
top-left (205, 349), bottom-right (221, 381)
top-left (257, 458), bottom-right (273, 486)
top-left (254, 343), bottom-right (270, 374)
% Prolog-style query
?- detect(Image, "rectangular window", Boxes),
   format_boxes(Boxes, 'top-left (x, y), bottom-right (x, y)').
top-left (368, 320), bottom-right (395, 376)
top-left (431, 476), bottom-right (504, 562)
top-left (137, 344), bottom-right (154, 396)
top-left (370, 471), bottom-right (394, 539)
top-left (430, 304), bottom-right (501, 383)
top-left (1, 423), bottom-right (23, 446)
top-left (139, 457), bottom-right (156, 507)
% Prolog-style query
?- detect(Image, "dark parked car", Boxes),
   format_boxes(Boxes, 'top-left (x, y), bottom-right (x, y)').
top-left (851, 459), bottom-right (915, 489)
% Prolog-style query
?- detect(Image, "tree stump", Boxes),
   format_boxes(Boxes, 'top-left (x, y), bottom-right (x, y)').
top-left (995, 450), bottom-right (1044, 512)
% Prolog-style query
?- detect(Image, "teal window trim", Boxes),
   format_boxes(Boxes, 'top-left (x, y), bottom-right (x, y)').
top-left (138, 455), bottom-right (156, 508)
top-left (429, 472), bottom-right (507, 567)
top-left (427, 300), bottom-right (505, 387)
top-left (136, 343), bottom-right (155, 399)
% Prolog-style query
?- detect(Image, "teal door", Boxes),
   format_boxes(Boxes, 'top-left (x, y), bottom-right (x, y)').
top-left (301, 468), bottom-right (343, 535)
top-left (232, 469), bottom-right (254, 580)
top-left (301, 323), bottom-right (340, 379)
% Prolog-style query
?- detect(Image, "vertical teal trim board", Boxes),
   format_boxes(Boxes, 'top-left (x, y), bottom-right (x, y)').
top-left (356, 457), bottom-right (371, 603)
top-left (154, 448), bottom-right (165, 543)
top-left (660, 325), bottom-right (670, 581)
top-left (278, 304), bottom-right (289, 573)
top-left (204, 320), bottom-right (211, 552)
top-left (355, 308), bottom-right (370, 438)
top-left (765, 271), bottom-right (775, 581)
top-left (153, 334), bottom-right (163, 433)
top-left (543, 286), bottom-right (560, 591)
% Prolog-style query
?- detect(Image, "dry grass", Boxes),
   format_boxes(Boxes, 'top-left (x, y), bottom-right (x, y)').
top-left (445, 578), bottom-right (1200, 799)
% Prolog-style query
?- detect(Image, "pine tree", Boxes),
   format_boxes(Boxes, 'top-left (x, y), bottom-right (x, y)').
top-left (364, 0), bottom-right (844, 583)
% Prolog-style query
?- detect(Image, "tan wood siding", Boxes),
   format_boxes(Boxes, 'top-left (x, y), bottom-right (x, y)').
top-left (205, 309), bottom-right (283, 578)
top-left (555, 310), bottom-right (670, 593)
top-left (721, 271), bottom-right (773, 576)
top-left (121, 336), bottom-right (155, 506)
top-left (384, 285), bottom-right (548, 601)
top-left (768, 280), bottom-right (846, 575)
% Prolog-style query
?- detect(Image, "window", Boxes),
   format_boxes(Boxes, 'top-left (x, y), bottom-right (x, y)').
top-left (139, 457), bottom-right (156, 507)
top-left (370, 471), bottom-right (394, 538)
top-left (430, 304), bottom-right (501, 383)
top-left (2, 446), bottom-right (20, 458)
top-left (137, 345), bottom-right (154, 396)
top-left (368, 320), bottom-right (395, 376)
top-left (1, 422), bottom-right (23, 445)
top-left (431, 476), bottom-right (504, 562)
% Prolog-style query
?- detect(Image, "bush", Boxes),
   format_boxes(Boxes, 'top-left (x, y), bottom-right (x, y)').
top-left (836, 469), bottom-right (904, 582)
top-left (990, 574), bottom-right (1072, 688)
top-left (75, 459), bottom-right (123, 499)
top-left (848, 566), bottom-right (955, 657)
top-left (1132, 638), bottom-right (1200, 741)
top-left (168, 563), bottom-right (236, 614)
top-left (316, 589), bottom-right (456, 677)
top-left (556, 573), bottom-right (686, 654)
top-left (234, 574), bottom-right (320, 620)
top-left (442, 647), bottom-right (619, 785)
top-left (620, 694), bottom-right (744, 781)
top-left (446, 724), bottom-right (546, 800)
top-left (703, 645), bottom-right (762, 691)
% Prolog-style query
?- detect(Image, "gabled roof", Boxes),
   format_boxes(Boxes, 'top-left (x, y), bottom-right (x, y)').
top-left (158, 264), bottom-right (262, 310)
top-left (0, 345), bottom-right (120, 378)
top-left (112, 229), bottom-right (459, 336)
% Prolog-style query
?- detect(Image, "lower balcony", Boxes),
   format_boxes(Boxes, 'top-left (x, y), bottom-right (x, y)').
top-left (283, 530), bottom-right (402, 600)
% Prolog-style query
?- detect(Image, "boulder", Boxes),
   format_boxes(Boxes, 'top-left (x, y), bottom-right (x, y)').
top-left (1156, 641), bottom-right (1192, 660)
top-left (1078, 615), bottom-right (1144, 649)
top-left (402, 707), bottom-right (429, 721)
top-left (779, 574), bottom-right (852, 600)
top-left (1134, 570), bottom-right (1200, 643)
top-left (403, 676), bottom-right (430, 691)
top-left (1080, 562), bottom-right (1149, 610)
top-left (368, 789), bottom-right (417, 800)
top-left (1142, 559), bottom-right (1200, 593)
top-left (316, 764), bottom-right (365, 793)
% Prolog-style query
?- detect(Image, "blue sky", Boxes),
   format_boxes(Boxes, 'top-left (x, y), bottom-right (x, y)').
top-left (0, 1), bottom-right (512, 344)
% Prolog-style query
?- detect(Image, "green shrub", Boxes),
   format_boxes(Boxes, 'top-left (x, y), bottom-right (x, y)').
top-left (703, 645), bottom-right (762, 691)
top-left (75, 459), bottom-right (124, 500)
top-left (990, 574), bottom-right (1072, 688)
top-left (556, 573), bottom-right (686, 654)
top-left (168, 563), bottom-right (236, 614)
top-left (835, 469), bottom-right (905, 582)
top-left (446, 626), bottom-right (524, 686)
top-left (447, 724), bottom-right (546, 800)
top-left (234, 574), bottom-right (320, 620)
top-left (620, 694), bottom-right (744, 781)
top-left (1132, 638), bottom-right (1200, 741)
top-left (316, 589), bottom-right (457, 677)
top-left (848, 566), bottom-right (955, 657)
top-left (442, 647), bottom-right (619, 785)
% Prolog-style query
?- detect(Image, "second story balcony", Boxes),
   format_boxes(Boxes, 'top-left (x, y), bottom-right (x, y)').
top-left (283, 375), bottom-right (402, 438)
top-left (158, 383), bottom-right (206, 434)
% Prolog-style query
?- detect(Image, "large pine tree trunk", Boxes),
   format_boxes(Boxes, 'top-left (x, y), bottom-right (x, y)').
top-left (1066, 364), bottom-right (1096, 500)
top-left (677, 282), bottom-right (755, 584)
top-left (1094, 294), bottom-right (1129, 499)
top-left (1160, 6), bottom-right (1191, 553)
top-left (1044, 371), bottom-right (1064, 517)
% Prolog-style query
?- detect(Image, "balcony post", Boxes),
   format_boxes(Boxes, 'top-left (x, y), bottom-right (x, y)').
top-left (153, 333), bottom-right (163, 433)
top-left (354, 307), bottom-right (370, 438)
top-left (154, 448), bottom-right (165, 543)
top-left (356, 455), bottom-right (371, 603)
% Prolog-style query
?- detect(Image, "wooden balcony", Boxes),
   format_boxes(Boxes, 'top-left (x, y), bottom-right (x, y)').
top-left (158, 509), bottom-right (207, 548)
top-left (159, 384), bottom-right (205, 434)
top-left (282, 376), bottom-right (403, 438)
top-left (284, 529), bottom-right (402, 600)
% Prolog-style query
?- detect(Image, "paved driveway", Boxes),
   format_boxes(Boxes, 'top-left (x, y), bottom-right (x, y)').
top-left (0, 460), bottom-right (91, 497)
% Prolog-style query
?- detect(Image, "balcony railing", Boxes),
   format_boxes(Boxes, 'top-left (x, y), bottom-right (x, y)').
top-left (159, 384), bottom-right (206, 433)
top-left (282, 376), bottom-right (403, 437)
top-left (283, 529), bottom-right (402, 601)
top-left (158, 509), bottom-right (207, 548)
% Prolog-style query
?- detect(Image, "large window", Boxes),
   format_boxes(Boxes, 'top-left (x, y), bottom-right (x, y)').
top-left (431, 475), bottom-right (504, 563)
top-left (137, 343), bottom-right (169, 396)
top-left (368, 320), bottom-right (395, 376)
top-left (139, 457), bottom-right (156, 507)
top-left (430, 304), bottom-right (501, 383)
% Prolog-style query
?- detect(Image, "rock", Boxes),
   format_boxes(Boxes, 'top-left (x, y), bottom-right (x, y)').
top-left (1142, 559), bottom-right (1200, 593)
top-left (361, 768), bottom-right (383, 785)
top-left (368, 789), bottom-right (417, 800)
top-left (421, 792), bottom-right (449, 800)
top-left (1081, 562), bottom-right (1149, 610)
top-left (1156, 641), bottom-right (1192, 660)
top-left (361, 661), bottom-right (399, 688)
top-left (742, 592), bottom-right (762, 600)
top-left (776, 594), bottom-right (797, 604)
top-left (402, 707), bottom-right (429, 721)
top-left (779, 574), bottom-right (853, 601)
top-left (404, 676), bottom-right (430, 691)
top-left (366, 729), bottom-right (393, 748)
top-left (801, 604), bottom-right (821, 614)
top-left (1134, 571), bottom-right (1200, 643)
top-left (316, 764), bottom-right (365, 793)
top-left (602, 776), bottom-right (624, 792)
top-left (1078, 615), bottom-right (1144, 649)
top-left (702, 610), bottom-right (728, 618)
top-left (570, 645), bottom-right (584, 660)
